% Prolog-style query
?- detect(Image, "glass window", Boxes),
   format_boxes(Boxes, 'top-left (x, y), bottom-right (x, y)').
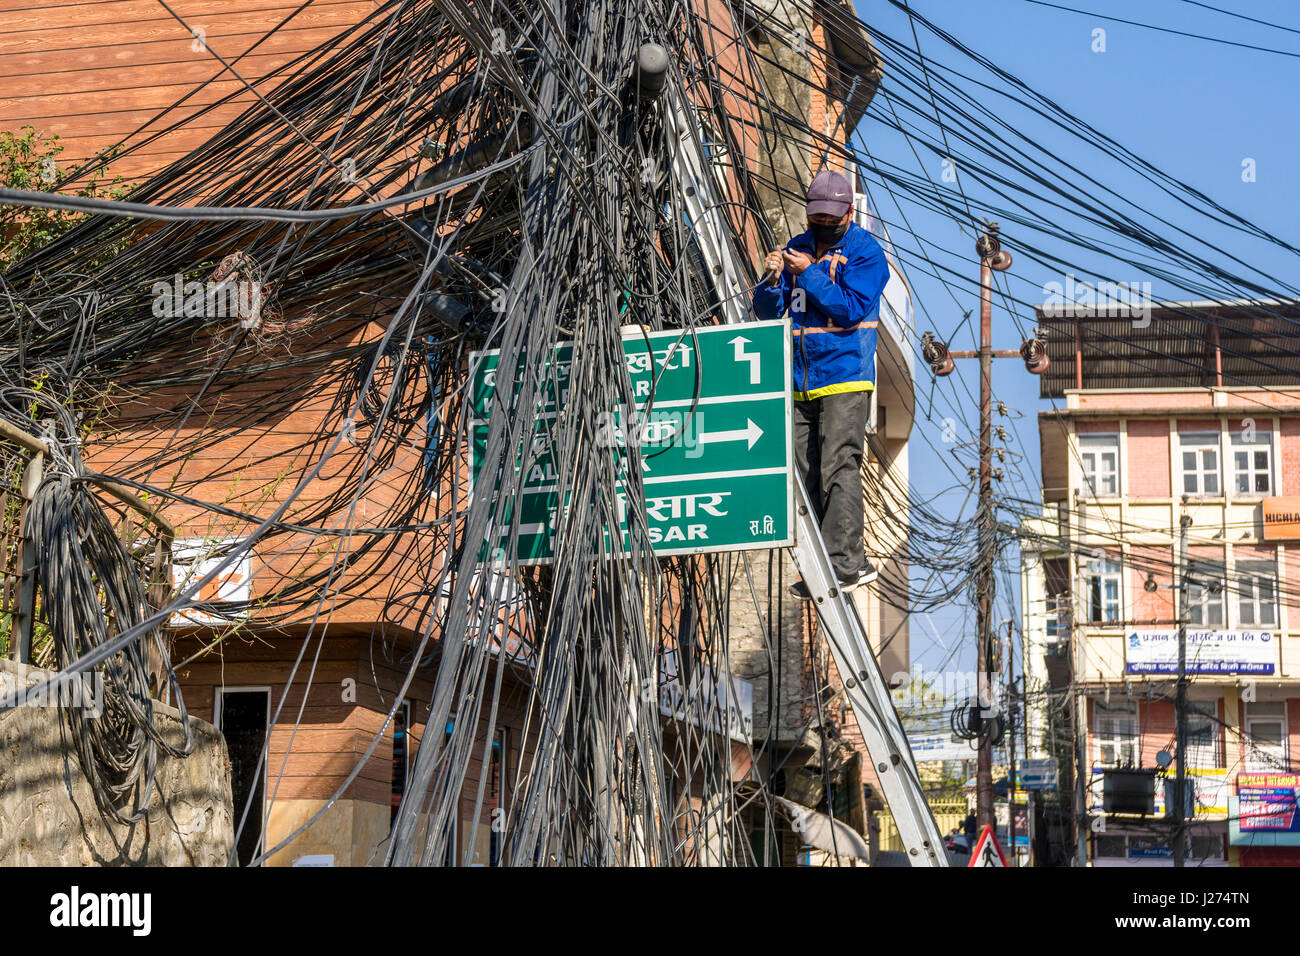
top-left (1190, 835), bottom-right (1223, 861)
top-left (1094, 835), bottom-right (1127, 858)
top-left (1186, 701), bottom-right (1222, 769)
top-left (1179, 432), bottom-right (1220, 496)
top-left (1235, 560), bottom-right (1277, 628)
top-left (1087, 558), bottom-right (1122, 623)
top-left (1095, 701), bottom-right (1138, 768)
top-left (1185, 559), bottom-right (1225, 628)
top-left (1230, 429), bottom-right (1273, 496)
top-left (1244, 702), bottom-right (1288, 771)
top-left (391, 701), bottom-right (411, 826)
top-left (1080, 434), bottom-right (1120, 497)
top-left (1045, 592), bottom-right (1068, 640)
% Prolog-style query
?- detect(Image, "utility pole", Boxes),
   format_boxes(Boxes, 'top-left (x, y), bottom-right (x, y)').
top-left (920, 223), bottom-right (1050, 832)
top-left (1007, 679), bottom-right (1017, 863)
top-left (1017, 610), bottom-right (1035, 866)
top-left (1024, 688), bottom-right (1035, 867)
top-left (1173, 509), bottom-right (1191, 867)
top-left (1072, 516), bottom-right (1090, 868)
top-left (973, 229), bottom-right (998, 831)
top-left (1005, 620), bottom-right (1018, 865)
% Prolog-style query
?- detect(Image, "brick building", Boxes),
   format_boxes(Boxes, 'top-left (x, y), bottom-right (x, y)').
top-left (2, 0), bottom-right (906, 865)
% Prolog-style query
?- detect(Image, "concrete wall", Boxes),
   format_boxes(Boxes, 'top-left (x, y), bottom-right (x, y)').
top-left (0, 658), bottom-right (233, 866)
top-left (740, 0), bottom-right (817, 239)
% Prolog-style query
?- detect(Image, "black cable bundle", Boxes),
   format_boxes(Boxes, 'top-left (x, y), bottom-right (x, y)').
top-left (18, 395), bottom-right (192, 823)
top-left (1, 0), bottom-right (1296, 865)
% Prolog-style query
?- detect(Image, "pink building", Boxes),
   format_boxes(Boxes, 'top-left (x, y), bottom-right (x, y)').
top-left (1020, 300), bottom-right (1300, 867)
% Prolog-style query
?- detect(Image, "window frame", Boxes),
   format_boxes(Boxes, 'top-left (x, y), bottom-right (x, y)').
top-left (1079, 433), bottom-right (1120, 499)
top-left (1178, 431), bottom-right (1221, 497)
top-left (1185, 559), bottom-right (1226, 629)
top-left (1094, 701), bottom-right (1138, 769)
top-left (1229, 428), bottom-right (1273, 497)
top-left (1045, 592), bottom-right (1065, 641)
top-left (1234, 559), bottom-right (1278, 628)
top-left (1185, 701), bottom-right (1223, 770)
top-left (1086, 557), bottom-right (1123, 624)
top-left (1243, 701), bottom-right (1289, 772)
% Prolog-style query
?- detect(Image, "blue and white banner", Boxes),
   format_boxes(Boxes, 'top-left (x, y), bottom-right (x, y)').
top-left (907, 733), bottom-right (975, 763)
top-left (1125, 629), bottom-right (1276, 675)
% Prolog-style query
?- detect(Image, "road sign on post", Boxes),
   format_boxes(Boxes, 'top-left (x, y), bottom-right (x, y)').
top-left (468, 319), bottom-right (794, 563)
top-left (1020, 758), bottom-right (1059, 791)
top-left (968, 824), bottom-right (1008, 867)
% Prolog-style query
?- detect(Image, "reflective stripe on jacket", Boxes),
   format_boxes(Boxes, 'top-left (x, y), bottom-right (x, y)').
top-left (752, 222), bottom-right (888, 401)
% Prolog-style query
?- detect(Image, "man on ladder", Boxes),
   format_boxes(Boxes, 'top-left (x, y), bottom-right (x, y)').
top-left (752, 169), bottom-right (890, 598)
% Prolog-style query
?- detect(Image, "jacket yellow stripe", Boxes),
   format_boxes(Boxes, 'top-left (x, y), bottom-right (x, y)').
top-left (792, 381), bottom-right (875, 402)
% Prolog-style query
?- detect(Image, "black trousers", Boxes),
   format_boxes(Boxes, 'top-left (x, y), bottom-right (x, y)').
top-left (793, 390), bottom-right (869, 581)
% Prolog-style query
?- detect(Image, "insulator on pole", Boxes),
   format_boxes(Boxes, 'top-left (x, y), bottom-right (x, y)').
top-left (921, 330), bottom-right (955, 377)
top-left (1019, 329), bottom-right (1050, 375)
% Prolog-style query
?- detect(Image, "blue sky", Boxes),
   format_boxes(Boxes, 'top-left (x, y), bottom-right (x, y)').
top-left (848, 0), bottom-right (1300, 681)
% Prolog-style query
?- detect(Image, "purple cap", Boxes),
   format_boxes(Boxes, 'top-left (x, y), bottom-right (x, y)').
top-left (806, 169), bottom-right (853, 218)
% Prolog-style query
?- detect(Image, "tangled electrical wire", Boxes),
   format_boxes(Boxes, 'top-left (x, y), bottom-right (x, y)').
top-left (0, 0), bottom-right (812, 866)
top-left (4, 386), bottom-right (192, 823)
top-left (1, 0), bottom-right (1296, 866)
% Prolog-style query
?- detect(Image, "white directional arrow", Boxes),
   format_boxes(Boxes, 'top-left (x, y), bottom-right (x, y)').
top-left (729, 335), bottom-right (761, 385)
top-left (500, 523), bottom-right (548, 537)
top-left (700, 418), bottom-right (763, 450)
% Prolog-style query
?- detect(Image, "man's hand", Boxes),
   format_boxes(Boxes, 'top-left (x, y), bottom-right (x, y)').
top-left (782, 250), bottom-right (813, 276)
top-left (763, 250), bottom-right (784, 285)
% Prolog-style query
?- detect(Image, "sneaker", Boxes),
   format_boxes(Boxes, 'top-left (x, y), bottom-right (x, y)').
top-left (839, 562), bottom-right (879, 592)
top-left (788, 563), bottom-right (878, 601)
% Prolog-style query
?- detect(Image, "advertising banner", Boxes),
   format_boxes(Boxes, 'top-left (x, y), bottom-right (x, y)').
top-left (1262, 497), bottom-right (1300, 540)
top-left (1238, 772), bottom-right (1300, 833)
top-left (1230, 772), bottom-right (1300, 847)
top-left (1125, 629), bottom-right (1275, 675)
top-left (908, 733), bottom-right (976, 763)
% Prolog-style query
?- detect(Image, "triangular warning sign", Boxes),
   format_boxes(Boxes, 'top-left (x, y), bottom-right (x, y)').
top-left (967, 824), bottom-right (1008, 868)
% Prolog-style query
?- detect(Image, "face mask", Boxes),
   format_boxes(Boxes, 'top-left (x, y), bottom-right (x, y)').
top-left (809, 220), bottom-right (848, 246)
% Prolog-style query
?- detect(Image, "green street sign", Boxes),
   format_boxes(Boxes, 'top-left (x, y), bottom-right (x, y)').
top-left (468, 319), bottom-right (794, 562)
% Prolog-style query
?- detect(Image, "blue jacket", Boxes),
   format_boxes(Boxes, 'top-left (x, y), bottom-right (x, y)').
top-left (752, 221), bottom-right (889, 401)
